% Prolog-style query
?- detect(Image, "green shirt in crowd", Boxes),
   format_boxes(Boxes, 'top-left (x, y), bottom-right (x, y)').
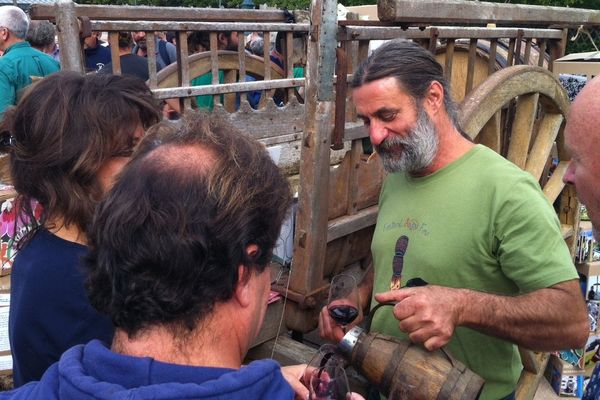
top-left (0, 41), bottom-right (60, 117)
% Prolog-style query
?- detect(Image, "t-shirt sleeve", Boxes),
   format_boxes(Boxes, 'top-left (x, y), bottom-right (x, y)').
top-left (494, 175), bottom-right (578, 293)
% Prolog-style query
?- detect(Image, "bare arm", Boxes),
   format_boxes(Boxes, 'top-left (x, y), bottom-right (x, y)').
top-left (375, 279), bottom-right (588, 352)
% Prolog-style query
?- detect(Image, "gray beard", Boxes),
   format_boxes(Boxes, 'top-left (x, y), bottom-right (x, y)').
top-left (375, 107), bottom-right (439, 174)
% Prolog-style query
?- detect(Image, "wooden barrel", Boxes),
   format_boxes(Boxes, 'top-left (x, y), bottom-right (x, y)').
top-left (342, 329), bottom-right (484, 400)
top-left (435, 39), bottom-right (548, 102)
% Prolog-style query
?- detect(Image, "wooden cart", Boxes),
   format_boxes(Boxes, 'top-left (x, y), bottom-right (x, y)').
top-left (29, 0), bottom-right (600, 396)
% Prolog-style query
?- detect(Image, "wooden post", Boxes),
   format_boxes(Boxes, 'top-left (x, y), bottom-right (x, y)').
top-left (289, 0), bottom-right (336, 329)
top-left (55, 0), bottom-right (84, 73)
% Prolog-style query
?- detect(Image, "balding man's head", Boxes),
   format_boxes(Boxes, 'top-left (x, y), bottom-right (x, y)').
top-left (563, 76), bottom-right (600, 239)
top-left (85, 112), bottom-right (293, 336)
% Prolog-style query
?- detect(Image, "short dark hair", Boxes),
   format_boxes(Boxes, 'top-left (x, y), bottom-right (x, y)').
top-left (1, 71), bottom-right (161, 239)
top-left (352, 40), bottom-right (458, 126)
top-left (117, 31), bottom-right (133, 49)
top-left (85, 112), bottom-right (292, 337)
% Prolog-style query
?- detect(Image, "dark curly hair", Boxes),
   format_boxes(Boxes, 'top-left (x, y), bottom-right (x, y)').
top-left (85, 111), bottom-right (292, 337)
top-left (1, 71), bottom-right (161, 243)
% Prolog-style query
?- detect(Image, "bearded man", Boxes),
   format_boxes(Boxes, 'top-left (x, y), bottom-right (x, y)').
top-left (319, 40), bottom-right (587, 400)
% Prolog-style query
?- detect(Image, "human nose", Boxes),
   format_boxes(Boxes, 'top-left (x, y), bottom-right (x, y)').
top-left (369, 120), bottom-right (389, 147)
top-left (563, 161), bottom-right (575, 185)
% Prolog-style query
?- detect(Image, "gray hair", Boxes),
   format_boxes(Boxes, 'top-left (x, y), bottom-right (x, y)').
top-left (352, 39), bottom-right (459, 128)
top-left (0, 6), bottom-right (29, 39)
top-left (26, 20), bottom-right (55, 48)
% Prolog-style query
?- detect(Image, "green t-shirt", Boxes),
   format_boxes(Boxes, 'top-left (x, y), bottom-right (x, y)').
top-left (370, 145), bottom-right (577, 400)
top-left (191, 71), bottom-right (224, 111)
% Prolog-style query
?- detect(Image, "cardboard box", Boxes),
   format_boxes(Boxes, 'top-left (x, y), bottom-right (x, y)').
top-left (554, 51), bottom-right (600, 80)
top-left (546, 354), bottom-right (585, 397)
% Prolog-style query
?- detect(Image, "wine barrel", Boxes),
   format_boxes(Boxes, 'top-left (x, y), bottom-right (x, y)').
top-left (339, 327), bottom-right (485, 400)
top-left (435, 39), bottom-right (548, 102)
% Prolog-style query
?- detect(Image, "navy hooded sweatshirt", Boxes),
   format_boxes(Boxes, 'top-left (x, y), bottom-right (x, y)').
top-left (0, 340), bottom-right (294, 399)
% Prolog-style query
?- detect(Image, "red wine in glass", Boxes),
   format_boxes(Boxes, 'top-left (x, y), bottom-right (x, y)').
top-left (327, 274), bottom-right (360, 331)
top-left (328, 304), bottom-right (359, 326)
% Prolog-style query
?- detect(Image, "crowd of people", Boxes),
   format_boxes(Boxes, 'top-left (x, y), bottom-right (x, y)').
top-left (0, 3), bottom-right (599, 400)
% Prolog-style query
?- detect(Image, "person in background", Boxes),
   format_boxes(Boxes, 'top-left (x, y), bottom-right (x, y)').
top-left (132, 30), bottom-right (176, 72)
top-left (0, 111), bottom-right (350, 400)
top-left (100, 31), bottom-right (149, 81)
top-left (567, 77), bottom-right (600, 400)
top-left (0, 6), bottom-right (59, 118)
top-left (319, 39), bottom-right (588, 400)
top-left (25, 20), bottom-right (59, 61)
top-left (1, 71), bottom-right (161, 387)
top-left (83, 31), bottom-right (111, 72)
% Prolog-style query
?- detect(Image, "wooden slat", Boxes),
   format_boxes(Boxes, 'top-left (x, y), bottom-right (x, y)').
top-left (537, 39), bottom-right (547, 67)
top-left (146, 32), bottom-right (158, 88)
top-left (507, 93), bottom-right (539, 169)
top-left (327, 205), bottom-right (378, 243)
top-left (108, 31), bottom-right (121, 75)
top-left (488, 38), bottom-right (498, 75)
top-left (153, 78), bottom-right (303, 100)
top-left (507, 37), bottom-right (516, 66)
top-left (238, 31), bottom-right (247, 104)
top-left (524, 39), bottom-right (532, 65)
top-left (176, 30), bottom-right (191, 112)
top-left (210, 32), bottom-right (220, 106)
top-left (514, 30), bottom-right (524, 65)
top-left (286, 31), bottom-right (294, 100)
top-left (465, 38), bottom-right (477, 96)
top-left (444, 39), bottom-right (455, 82)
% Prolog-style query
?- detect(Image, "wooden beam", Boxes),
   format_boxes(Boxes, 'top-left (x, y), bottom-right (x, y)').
top-left (31, 3), bottom-right (291, 22)
top-left (377, 0), bottom-right (600, 26)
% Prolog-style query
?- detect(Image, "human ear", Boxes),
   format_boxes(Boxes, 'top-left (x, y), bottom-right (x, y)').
top-left (424, 81), bottom-right (445, 115)
top-left (233, 244), bottom-right (260, 307)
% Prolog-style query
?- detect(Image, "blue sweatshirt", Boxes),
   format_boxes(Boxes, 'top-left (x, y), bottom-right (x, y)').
top-left (0, 340), bottom-right (295, 399)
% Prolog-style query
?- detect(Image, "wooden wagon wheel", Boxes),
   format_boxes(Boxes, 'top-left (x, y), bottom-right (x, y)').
top-left (155, 50), bottom-right (285, 111)
top-left (458, 65), bottom-right (575, 400)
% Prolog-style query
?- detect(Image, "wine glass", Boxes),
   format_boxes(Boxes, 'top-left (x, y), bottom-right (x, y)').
top-left (327, 274), bottom-right (360, 332)
top-left (304, 344), bottom-right (346, 384)
top-left (308, 364), bottom-right (351, 400)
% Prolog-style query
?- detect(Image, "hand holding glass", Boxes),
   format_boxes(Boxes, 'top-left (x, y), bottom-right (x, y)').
top-left (327, 274), bottom-right (360, 331)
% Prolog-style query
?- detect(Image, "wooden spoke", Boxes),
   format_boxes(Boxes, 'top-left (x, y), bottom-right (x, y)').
top-left (525, 113), bottom-right (564, 180)
top-left (507, 93), bottom-right (538, 169)
top-left (542, 160), bottom-right (568, 204)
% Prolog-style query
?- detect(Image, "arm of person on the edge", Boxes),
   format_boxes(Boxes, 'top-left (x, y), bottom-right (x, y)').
top-left (319, 267), bottom-right (374, 343)
top-left (374, 278), bottom-right (588, 352)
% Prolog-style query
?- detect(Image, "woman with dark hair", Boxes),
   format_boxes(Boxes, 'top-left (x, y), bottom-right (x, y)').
top-left (0, 71), bottom-right (161, 387)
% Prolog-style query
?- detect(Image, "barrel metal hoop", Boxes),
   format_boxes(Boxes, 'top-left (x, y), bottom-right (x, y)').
top-left (380, 340), bottom-right (410, 395)
top-left (354, 332), bottom-right (375, 370)
top-left (436, 367), bottom-right (463, 400)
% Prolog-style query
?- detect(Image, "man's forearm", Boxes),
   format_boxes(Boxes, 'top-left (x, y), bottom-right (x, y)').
top-left (458, 279), bottom-right (588, 351)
